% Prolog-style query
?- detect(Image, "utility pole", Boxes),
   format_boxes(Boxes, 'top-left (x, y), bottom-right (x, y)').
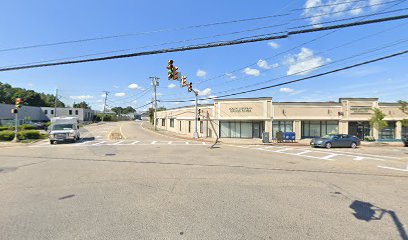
top-left (12, 110), bottom-right (19, 142)
top-left (54, 88), bottom-right (58, 117)
top-left (192, 90), bottom-right (199, 139)
top-left (150, 77), bottom-right (159, 131)
top-left (102, 91), bottom-right (109, 122)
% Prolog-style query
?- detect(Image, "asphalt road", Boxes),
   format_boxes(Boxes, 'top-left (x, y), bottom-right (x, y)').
top-left (0, 121), bottom-right (407, 240)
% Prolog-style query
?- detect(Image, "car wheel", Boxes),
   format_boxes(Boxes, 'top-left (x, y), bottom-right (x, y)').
top-left (325, 142), bottom-right (332, 149)
top-left (351, 142), bottom-right (357, 149)
top-left (50, 140), bottom-right (55, 144)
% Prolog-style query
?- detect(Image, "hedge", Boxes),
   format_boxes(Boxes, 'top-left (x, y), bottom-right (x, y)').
top-left (18, 130), bottom-right (41, 140)
top-left (0, 130), bottom-right (15, 141)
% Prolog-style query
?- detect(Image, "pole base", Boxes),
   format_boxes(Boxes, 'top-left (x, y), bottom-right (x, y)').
top-left (193, 132), bottom-right (199, 139)
top-left (11, 137), bottom-right (20, 143)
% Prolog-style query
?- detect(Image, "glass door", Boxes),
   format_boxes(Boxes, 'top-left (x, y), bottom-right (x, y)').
top-left (252, 122), bottom-right (261, 138)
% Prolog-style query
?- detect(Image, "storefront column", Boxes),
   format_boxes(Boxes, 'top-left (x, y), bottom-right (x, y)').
top-left (265, 119), bottom-right (272, 140)
top-left (339, 121), bottom-right (348, 134)
top-left (396, 121), bottom-right (402, 140)
top-left (294, 120), bottom-right (301, 140)
top-left (372, 127), bottom-right (379, 140)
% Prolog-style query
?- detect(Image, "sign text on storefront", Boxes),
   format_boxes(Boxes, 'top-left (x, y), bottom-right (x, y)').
top-left (229, 107), bottom-right (252, 113)
top-left (350, 106), bottom-right (372, 114)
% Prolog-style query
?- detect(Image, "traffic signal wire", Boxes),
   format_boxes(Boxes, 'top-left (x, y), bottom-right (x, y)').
top-left (159, 49), bottom-right (408, 103)
top-left (0, 0), bottom-right (398, 53)
top-left (0, 14), bottom-right (407, 73)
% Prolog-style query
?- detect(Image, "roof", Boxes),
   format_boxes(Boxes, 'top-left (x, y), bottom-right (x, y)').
top-left (214, 97), bottom-right (272, 102)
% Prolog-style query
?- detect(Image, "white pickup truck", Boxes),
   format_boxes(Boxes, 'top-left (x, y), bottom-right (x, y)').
top-left (48, 117), bottom-right (80, 144)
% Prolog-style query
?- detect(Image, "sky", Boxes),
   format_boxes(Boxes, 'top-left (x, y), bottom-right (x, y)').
top-left (0, 0), bottom-right (407, 111)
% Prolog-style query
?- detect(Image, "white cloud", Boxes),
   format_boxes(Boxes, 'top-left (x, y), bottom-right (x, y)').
top-left (114, 92), bottom-right (126, 97)
top-left (196, 88), bottom-right (212, 96)
top-left (113, 85), bottom-right (119, 89)
top-left (225, 73), bottom-right (237, 80)
top-left (168, 83), bottom-right (177, 89)
top-left (196, 69), bottom-right (207, 78)
top-left (257, 59), bottom-right (279, 70)
top-left (303, 0), bottom-right (384, 25)
top-left (243, 67), bottom-right (260, 77)
top-left (268, 41), bottom-right (279, 49)
top-left (280, 87), bottom-right (295, 93)
top-left (70, 95), bottom-right (94, 100)
top-left (128, 83), bottom-right (143, 90)
top-left (284, 47), bottom-right (329, 76)
top-left (132, 100), bottom-right (138, 104)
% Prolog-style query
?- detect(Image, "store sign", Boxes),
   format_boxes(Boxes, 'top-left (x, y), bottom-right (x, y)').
top-left (350, 106), bottom-right (372, 114)
top-left (229, 107), bottom-right (252, 113)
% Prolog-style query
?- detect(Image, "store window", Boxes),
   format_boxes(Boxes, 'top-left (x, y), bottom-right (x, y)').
top-left (188, 121), bottom-right (191, 133)
top-left (161, 119), bottom-right (165, 126)
top-left (44, 109), bottom-right (48, 114)
top-left (380, 121), bottom-right (396, 139)
top-left (301, 120), bottom-right (339, 138)
top-left (170, 119), bottom-right (174, 128)
top-left (69, 110), bottom-right (72, 115)
top-left (50, 110), bottom-right (54, 115)
top-left (200, 121), bottom-right (203, 133)
top-left (272, 121), bottom-right (293, 138)
top-left (402, 126), bottom-right (408, 138)
top-left (75, 110), bottom-right (79, 115)
top-left (219, 121), bottom-right (264, 138)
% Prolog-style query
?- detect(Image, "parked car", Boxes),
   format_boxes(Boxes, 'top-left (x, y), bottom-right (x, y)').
top-left (403, 137), bottom-right (408, 147)
top-left (310, 134), bottom-right (360, 149)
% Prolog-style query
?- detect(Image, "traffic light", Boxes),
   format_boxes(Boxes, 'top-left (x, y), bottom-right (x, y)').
top-left (181, 76), bottom-right (187, 87)
top-left (15, 98), bottom-right (23, 109)
top-left (11, 108), bottom-right (18, 114)
top-left (187, 82), bottom-right (193, 92)
top-left (167, 60), bottom-right (174, 80)
top-left (198, 109), bottom-right (201, 116)
top-left (172, 66), bottom-right (179, 80)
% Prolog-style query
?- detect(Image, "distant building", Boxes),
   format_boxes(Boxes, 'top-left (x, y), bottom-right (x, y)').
top-left (0, 103), bottom-right (95, 125)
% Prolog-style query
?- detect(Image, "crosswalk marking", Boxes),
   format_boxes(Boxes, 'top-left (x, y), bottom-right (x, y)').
top-left (29, 140), bottom-right (208, 148)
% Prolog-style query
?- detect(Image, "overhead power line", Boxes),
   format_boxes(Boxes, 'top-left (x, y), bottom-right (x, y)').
top-left (0, 0), bottom-right (401, 53)
top-left (160, 49), bottom-right (408, 103)
top-left (0, 14), bottom-right (407, 73)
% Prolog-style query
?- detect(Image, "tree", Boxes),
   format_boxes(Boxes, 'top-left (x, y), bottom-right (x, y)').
top-left (148, 107), bottom-right (166, 124)
top-left (369, 108), bottom-right (388, 132)
top-left (73, 101), bottom-right (90, 109)
top-left (399, 100), bottom-right (408, 127)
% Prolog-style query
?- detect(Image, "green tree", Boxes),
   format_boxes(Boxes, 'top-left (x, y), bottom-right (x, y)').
top-left (369, 108), bottom-right (388, 132)
top-left (148, 107), bottom-right (166, 124)
top-left (399, 100), bottom-right (408, 127)
top-left (73, 101), bottom-right (90, 109)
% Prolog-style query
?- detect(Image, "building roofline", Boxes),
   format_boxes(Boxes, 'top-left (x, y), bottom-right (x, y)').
top-left (214, 97), bottom-right (272, 102)
top-left (338, 98), bottom-right (379, 102)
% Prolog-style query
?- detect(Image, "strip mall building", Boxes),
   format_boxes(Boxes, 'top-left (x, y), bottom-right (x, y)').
top-left (155, 98), bottom-right (408, 141)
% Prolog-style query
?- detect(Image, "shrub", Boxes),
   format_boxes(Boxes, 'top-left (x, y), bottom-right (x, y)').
top-left (0, 130), bottom-right (15, 141)
top-left (364, 136), bottom-right (376, 142)
top-left (20, 124), bottom-right (37, 130)
top-left (0, 126), bottom-right (12, 131)
top-left (18, 130), bottom-right (41, 140)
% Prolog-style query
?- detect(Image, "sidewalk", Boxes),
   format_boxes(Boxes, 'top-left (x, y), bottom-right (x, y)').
top-left (142, 122), bottom-right (406, 147)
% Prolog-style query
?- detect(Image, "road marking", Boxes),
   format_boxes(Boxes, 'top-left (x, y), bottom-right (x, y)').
top-left (151, 141), bottom-right (157, 144)
top-left (131, 141), bottom-right (140, 145)
top-left (92, 141), bottom-right (106, 146)
top-left (113, 141), bottom-right (124, 145)
top-left (168, 141), bottom-right (172, 144)
top-left (185, 142), bottom-right (190, 145)
top-left (255, 147), bottom-right (334, 161)
top-left (321, 153), bottom-right (340, 160)
top-left (119, 123), bottom-right (127, 140)
top-left (378, 164), bottom-right (408, 172)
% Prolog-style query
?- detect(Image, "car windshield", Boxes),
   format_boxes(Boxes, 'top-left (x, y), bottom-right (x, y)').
top-left (52, 124), bottom-right (73, 130)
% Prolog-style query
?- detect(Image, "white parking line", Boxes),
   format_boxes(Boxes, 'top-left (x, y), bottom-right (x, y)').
top-left (320, 153), bottom-right (340, 160)
top-left (293, 150), bottom-right (312, 155)
top-left (378, 164), bottom-right (408, 172)
top-left (168, 141), bottom-right (172, 145)
top-left (131, 141), bottom-right (140, 145)
top-left (113, 141), bottom-right (124, 145)
top-left (151, 141), bottom-right (157, 144)
top-left (92, 141), bottom-right (106, 146)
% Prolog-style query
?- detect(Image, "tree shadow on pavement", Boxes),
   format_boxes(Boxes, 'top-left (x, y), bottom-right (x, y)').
top-left (350, 200), bottom-right (407, 240)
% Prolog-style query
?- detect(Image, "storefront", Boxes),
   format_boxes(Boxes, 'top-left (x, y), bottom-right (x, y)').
top-left (154, 98), bottom-right (407, 141)
top-left (348, 121), bottom-right (371, 140)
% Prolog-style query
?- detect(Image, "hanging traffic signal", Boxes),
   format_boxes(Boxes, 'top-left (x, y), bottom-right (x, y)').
top-left (15, 98), bottom-right (23, 109)
top-left (173, 66), bottom-right (179, 80)
top-left (167, 60), bottom-right (174, 80)
top-left (187, 82), bottom-right (193, 92)
top-left (181, 76), bottom-right (187, 87)
top-left (198, 109), bottom-right (201, 116)
top-left (11, 108), bottom-right (18, 114)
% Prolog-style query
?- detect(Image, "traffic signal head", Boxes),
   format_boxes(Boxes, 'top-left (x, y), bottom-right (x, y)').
top-left (167, 60), bottom-right (174, 80)
top-left (181, 76), bottom-right (187, 87)
top-left (15, 98), bottom-right (23, 108)
top-left (172, 67), bottom-right (179, 80)
top-left (11, 108), bottom-right (18, 114)
top-left (198, 109), bottom-right (201, 115)
top-left (187, 82), bottom-right (193, 92)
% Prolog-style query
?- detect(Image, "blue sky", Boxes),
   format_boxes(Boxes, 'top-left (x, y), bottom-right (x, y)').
top-left (0, 0), bottom-right (407, 111)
